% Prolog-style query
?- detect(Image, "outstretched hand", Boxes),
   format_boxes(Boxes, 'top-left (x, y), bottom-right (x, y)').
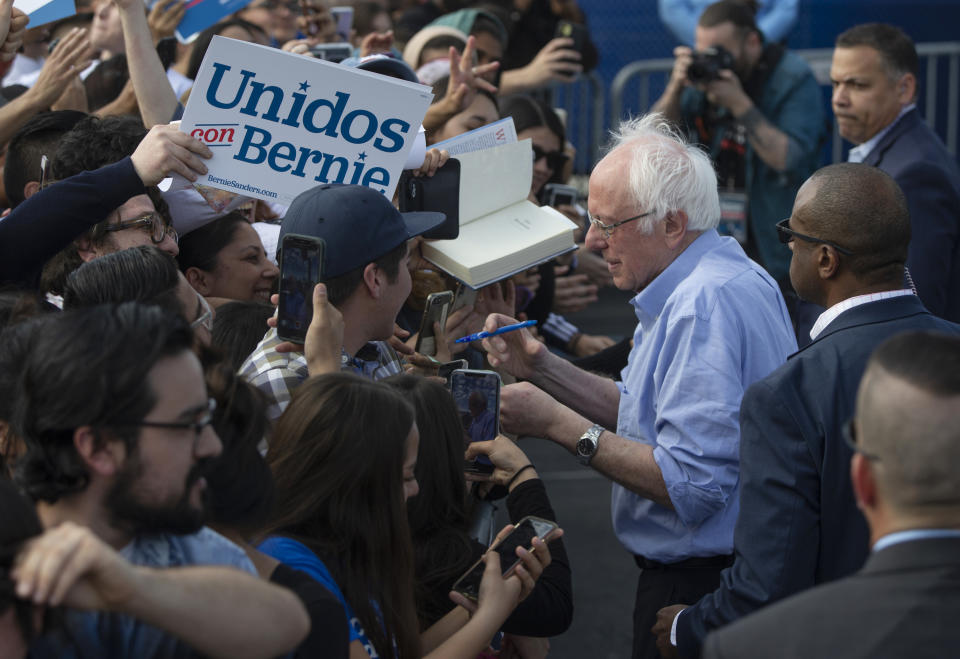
top-left (27, 27), bottom-right (91, 109)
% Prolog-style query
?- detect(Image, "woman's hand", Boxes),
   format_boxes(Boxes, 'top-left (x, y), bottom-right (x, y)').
top-left (464, 435), bottom-right (538, 492)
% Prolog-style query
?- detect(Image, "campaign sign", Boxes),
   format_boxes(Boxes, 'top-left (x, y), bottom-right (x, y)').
top-left (180, 37), bottom-right (434, 205)
top-left (14, 0), bottom-right (74, 28)
top-left (171, 0), bottom-right (254, 44)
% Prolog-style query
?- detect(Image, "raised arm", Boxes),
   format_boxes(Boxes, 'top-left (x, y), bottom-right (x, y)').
top-left (13, 522), bottom-right (310, 659)
top-left (115, 0), bottom-right (179, 126)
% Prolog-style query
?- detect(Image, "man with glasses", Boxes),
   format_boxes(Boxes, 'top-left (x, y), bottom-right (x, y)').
top-left (482, 112), bottom-right (796, 659)
top-left (655, 163), bottom-right (960, 659)
top-left (702, 331), bottom-right (960, 658)
top-left (4, 302), bottom-right (309, 657)
top-left (0, 117), bottom-right (210, 292)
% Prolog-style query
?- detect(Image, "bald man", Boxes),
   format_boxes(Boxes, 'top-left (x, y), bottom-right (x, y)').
top-left (702, 331), bottom-right (960, 657)
top-left (656, 163), bottom-right (960, 658)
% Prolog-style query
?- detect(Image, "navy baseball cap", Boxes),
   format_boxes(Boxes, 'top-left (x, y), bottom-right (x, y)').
top-left (341, 53), bottom-right (420, 84)
top-left (280, 184), bottom-right (445, 278)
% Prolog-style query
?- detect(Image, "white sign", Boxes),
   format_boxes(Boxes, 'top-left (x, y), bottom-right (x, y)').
top-left (180, 37), bottom-right (434, 205)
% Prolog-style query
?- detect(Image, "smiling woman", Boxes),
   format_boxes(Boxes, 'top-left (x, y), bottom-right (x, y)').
top-left (178, 212), bottom-right (280, 303)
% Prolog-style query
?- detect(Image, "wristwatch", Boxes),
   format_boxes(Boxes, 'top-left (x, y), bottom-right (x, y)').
top-left (576, 424), bottom-right (604, 466)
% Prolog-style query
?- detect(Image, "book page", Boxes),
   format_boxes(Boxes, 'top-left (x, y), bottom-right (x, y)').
top-left (431, 118), bottom-right (517, 156)
top-left (455, 140), bottom-right (534, 225)
top-left (422, 201), bottom-right (576, 286)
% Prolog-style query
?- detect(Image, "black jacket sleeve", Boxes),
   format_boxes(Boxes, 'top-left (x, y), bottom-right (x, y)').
top-left (500, 478), bottom-right (574, 636)
top-left (0, 158), bottom-right (146, 288)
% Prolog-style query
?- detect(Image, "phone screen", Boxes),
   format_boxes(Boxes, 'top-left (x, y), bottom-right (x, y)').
top-left (453, 517), bottom-right (556, 601)
top-left (451, 370), bottom-right (500, 473)
top-left (278, 235), bottom-right (324, 343)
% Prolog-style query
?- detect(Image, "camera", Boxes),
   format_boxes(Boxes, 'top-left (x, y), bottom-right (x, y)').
top-left (687, 46), bottom-right (735, 83)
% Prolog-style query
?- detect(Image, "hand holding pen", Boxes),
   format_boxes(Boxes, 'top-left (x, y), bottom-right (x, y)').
top-left (478, 314), bottom-right (550, 382)
top-left (454, 320), bottom-right (537, 344)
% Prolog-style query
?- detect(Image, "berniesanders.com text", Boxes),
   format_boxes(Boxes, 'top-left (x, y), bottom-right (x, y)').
top-left (206, 175), bottom-right (279, 199)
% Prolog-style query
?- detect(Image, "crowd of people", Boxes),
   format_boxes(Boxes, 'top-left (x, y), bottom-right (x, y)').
top-left (0, 0), bottom-right (958, 657)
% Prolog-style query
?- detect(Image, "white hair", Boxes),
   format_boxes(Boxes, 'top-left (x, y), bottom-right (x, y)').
top-left (604, 113), bottom-right (720, 234)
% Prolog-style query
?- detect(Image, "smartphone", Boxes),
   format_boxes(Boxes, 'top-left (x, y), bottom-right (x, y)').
top-left (451, 369), bottom-right (500, 474)
top-left (452, 515), bottom-right (559, 602)
top-left (438, 359), bottom-right (468, 385)
top-left (331, 6), bottom-right (353, 42)
top-left (309, 42), bottom-right (353, 62)
top-left (415, 290), bottom-right (453, 356)
top-left (277, 234), bottom-right (325, 344)
top-left (540, 182), bottom-right (578, 208)
top-left (398, 159), bottom-right (461, 240)
top-left (451, 282), bottom-right (477, 312)
top-left (554, 20), bottom-right (587, 64)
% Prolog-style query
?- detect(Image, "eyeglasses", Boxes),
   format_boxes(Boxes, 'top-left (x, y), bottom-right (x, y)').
top-left (532, 145), bottom-right (569, 172)
top-left (114, 398), bottom-right (217, 444)
top-left (191, 293), bottom-right (214, 332)
top-left (776, 218), bottom-right (853, 255)
top-left (842, 418), bottom-right (880, 461)
top-left (104, 213), bottom-right (179, 245)
top-left (588, 210), bottom-right (653, 239)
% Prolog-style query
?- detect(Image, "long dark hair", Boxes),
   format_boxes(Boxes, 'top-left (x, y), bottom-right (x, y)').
top-left (384, 374), bottom-right (476, 628)
top-left (176, 212), bottom-right (249, 274)
top-left (262, 373), bottom-right (420, 658)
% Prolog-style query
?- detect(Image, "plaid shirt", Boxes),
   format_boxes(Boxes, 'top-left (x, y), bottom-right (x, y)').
top-left (239, 328), bottom-right (404, 423)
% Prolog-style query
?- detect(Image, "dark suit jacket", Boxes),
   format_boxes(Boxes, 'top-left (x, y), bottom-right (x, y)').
top-left (702, 536), bottom-right (960, 658)
top-left (675, 295), bottom-right (960, 658)
top-left (863, 109), bottom-right (960, 323)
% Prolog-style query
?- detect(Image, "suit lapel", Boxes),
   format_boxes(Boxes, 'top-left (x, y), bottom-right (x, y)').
top-left (863, 108), bottom-right (921, 167)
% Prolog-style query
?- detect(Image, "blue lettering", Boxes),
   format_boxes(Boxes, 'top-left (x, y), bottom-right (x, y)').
top-left (240, 81), bottom-right (286, 121)
top-left (302, 91), bottom-right (350, 137)
top-left (281, 92), bottom-right (307, 128)
top-left (205, 63), bottom-right (255, 110)
top-left (374, 118), bottom-right (409, 153)
top-left (362, 167), bottom-right (389, 190)
top-left (341, 109), bottom-right (377, 145)
top-left (314, 153), bottom-right (349, 183)
top-left (291, 146), bottom-right (324, 178)
top-left (233, 125), bottom-right (271, 164)
top-left (268, 142), bottom-right (296, 172)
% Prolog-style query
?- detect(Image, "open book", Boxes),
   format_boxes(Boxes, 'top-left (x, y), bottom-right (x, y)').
top-left (421, 140), bottom-right (578, 289)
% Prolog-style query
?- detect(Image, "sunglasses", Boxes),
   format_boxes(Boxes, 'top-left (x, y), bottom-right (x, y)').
top-left (842, 418), bottom-right (880, 461)
top-left (776, 218), bottom-right (853, 255)
top-left (532, 145), bottom-right (569, 172)
top-left (104, 213), bottom-right (179, 245)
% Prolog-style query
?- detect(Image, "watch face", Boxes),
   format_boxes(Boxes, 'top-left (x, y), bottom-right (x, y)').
top-left (577, 436), bottom-right (595, 457)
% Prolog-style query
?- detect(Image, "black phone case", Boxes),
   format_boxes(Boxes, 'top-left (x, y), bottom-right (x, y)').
top-left (398, 159), bottom-right (461, 240)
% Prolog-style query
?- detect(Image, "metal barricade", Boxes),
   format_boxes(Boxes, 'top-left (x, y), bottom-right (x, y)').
top-left (607, 42), bottom-right (960, 162)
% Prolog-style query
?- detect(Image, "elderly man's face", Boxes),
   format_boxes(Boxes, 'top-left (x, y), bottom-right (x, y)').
top-left (831, 45), bottom-right (910, 145)
top-left (585, 148), bottom-right (674, 293)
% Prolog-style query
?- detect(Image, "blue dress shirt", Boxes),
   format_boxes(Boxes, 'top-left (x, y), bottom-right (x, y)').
top-left (612, 230), bottom-right (796, 563)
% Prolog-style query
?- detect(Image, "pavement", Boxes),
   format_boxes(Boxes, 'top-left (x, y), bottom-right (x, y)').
top-left (491, 285), bottom-right (641, 658)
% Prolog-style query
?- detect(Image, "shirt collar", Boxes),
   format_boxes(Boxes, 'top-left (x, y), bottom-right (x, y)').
top-left (809, 289), bottom-right (914, 340)
top-left (847, 104), bottom-right (916, 163)
top-left (630, 230), bottom-right (720, 328)
top-left (873, 528), bottom-right (960, 553)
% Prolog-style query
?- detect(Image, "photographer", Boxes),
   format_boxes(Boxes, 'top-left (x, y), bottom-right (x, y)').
top-left (652, 0), bottom-right (823, 321)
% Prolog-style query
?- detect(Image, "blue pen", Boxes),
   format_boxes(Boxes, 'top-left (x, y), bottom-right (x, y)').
top-left (455, 320), bottom-right (538, 344)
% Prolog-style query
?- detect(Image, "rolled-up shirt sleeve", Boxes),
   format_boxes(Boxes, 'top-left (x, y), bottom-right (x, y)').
top-left (649, 309), bottom-right (745, 528)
